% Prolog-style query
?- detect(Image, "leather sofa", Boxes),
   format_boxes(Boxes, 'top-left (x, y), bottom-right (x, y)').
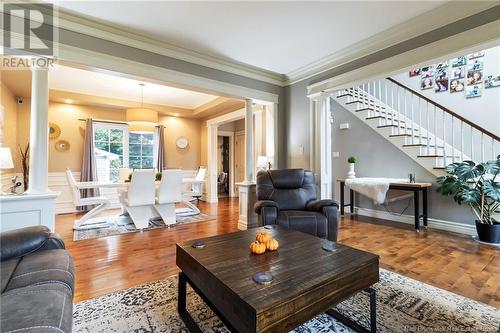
top-left (254, 169), bottom-right (339, 241)
top-left (0, 226), bottom-right (75, 333)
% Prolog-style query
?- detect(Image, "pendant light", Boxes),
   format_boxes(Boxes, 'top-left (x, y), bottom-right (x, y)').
top-left (126, 83), bottom-right (158, 133)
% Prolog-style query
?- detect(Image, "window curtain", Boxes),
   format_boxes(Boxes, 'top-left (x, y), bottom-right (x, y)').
top-left (79, 118), bottom-right (99, 211)
top-left (155, 125), bottom-right (165, 171)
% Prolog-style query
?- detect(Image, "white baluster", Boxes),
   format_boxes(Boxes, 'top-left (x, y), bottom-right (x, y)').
top-left (470, 126), bottom-right (473, 161)
top-left (481, 133), bottom-right (484, 162)
top-left (451, 117), bottom-right (455, 163)
top-left (461, 121), bottom-right (464, 162)
top-left (443, 110), bottom-right (447, 166)
top-left (427, 102), bottom-right (430, 153)
top-left (434, 105), bottom-right (438, 156)
top-left (411, 95), bottom-right (415, 145)
top-left (418, 98), bottom-right (422, 145)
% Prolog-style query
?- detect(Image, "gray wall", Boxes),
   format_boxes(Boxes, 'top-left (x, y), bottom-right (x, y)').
top-left (331, 100), bottom-right (474, 224)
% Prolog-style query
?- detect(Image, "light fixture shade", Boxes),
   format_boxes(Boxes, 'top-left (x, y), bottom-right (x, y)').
top-left (126, 108), bottom-right (158, 123)
top-left (126, 108), bottom-right (158, 133)
top-left (0, 147), bottom-right (14, 169)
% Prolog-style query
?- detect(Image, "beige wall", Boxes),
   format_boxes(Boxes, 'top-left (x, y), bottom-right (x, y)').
top-left (0, 81), bottom-right (18, 171)
top-left (14, 101), bottom-right (203, 172)
top-left (158, 115), bottom-right (202, 169)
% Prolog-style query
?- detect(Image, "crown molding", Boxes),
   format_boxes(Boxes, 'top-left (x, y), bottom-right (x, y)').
top-left (284, 2), bottom-right (499, 85)
top-left (51, 7), bottom-right (286, 87)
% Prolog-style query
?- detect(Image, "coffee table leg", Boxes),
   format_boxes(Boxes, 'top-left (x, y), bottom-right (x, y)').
top-left (178, 272), bottom-right (203, 333)
top-left (326, 287), bottom-right (377, 333)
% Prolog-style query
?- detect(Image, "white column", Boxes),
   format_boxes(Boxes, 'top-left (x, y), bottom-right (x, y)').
top-left (206, 124), bottom-right (218, 203)
top-left (244, 98), bottom-right (255, 183)
top-left (319, 94), bottom-right (333, 199)
top-left (27, 65), bottom-right (49, 194)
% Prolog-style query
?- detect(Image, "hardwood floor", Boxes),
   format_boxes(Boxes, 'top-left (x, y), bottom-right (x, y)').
top-left (56, 198), bottom-right (499, 307)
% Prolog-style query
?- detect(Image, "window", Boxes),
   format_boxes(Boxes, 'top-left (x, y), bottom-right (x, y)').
top-left (129, 132), bottom-right (155, 169)
top-left (93, 123), bottom-right (156, 182)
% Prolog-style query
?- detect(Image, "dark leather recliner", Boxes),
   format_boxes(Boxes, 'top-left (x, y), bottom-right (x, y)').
top-left (0, 226), bottom-right (75, 333)
top-left (254, 169), bottom-right (339, 241)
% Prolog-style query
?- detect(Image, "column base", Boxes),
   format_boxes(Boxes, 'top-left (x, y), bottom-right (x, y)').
top-left (0, 191), bottom-right (60, 232)
top-left (235, 182), bottom-right (257, 230)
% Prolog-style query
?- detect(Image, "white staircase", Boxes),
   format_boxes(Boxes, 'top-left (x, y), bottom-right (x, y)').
top-left (335, 78), bottom-right (500, 177)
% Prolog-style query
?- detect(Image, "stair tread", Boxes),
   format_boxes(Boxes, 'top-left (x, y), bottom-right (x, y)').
top-left (389, 134), bottom-right (429, 138)
top-left (417, 155), bottom-right (461, 158)
top-left (377, 124), bottom-right (419, 131)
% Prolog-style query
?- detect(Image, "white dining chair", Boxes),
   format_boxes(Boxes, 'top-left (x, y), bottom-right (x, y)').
top-left (122, 169), bottom-right (157, 230)
top-left (154, 169), bottom-right (183, 227)
top-left (184, 167), bottom-right (206, 203)
top-left (66, 169), bottom-right (111, 230)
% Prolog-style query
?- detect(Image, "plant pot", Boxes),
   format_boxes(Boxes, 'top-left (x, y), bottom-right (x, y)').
top-left (475, 220), bottom-right (500, 244)
top-left (347, 163), bottom-right (356, 179)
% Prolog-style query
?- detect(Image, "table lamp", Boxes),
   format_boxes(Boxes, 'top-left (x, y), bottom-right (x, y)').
top-left (256, 156), bottom-right (271, 170)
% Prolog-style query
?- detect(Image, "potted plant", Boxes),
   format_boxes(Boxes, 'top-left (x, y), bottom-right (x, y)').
top-left (436, 155), bottom-right (500, 244)
top-left (347, 156), bottom-right (356, 179)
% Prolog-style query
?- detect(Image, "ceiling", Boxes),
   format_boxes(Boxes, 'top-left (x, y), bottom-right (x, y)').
top-left (1, 65), bottom-right (244, 118)
top-left (51, 1), bottom-right (446, 75)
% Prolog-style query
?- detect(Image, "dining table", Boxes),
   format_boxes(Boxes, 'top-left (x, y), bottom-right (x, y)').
top-left (74, 178), bottom-right (205, 216)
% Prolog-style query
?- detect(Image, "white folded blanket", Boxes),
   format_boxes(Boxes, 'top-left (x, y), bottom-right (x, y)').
top-left (345, 177), bottom-right (409, 204)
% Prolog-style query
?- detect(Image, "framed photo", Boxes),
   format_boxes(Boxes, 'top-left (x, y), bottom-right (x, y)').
top-left (468, 51), bottom-right (485, 60)
top-left (450, 79), bottom-right (465, 93)
top-left (465, 84), bottom-right (482, 98)
top-left (484, 75), bottom-right (500, 89)
top-left (451, 66), bottom-right (465, 79)
top-left (451, 56), bottom-right (467, 67)
top-left (434, 79), bottom-right (448, 92)
top-left (436, 62), bottom-right (448, 71)
top-left (435, 68), bottom-right (448, 80)
top-left (467, 58), bottom-right (483, 71)
top-left (409, 69), bottom-right (421, 77)
top-left (420, 66), bottom-right (434, 78)
top-left (467, 70), bottom-right (482, 85)
top-left (421, 77), bottom-right (434, 90)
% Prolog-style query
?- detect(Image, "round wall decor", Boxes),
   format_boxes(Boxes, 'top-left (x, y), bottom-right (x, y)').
top-left (55, 140), bottom-right (70, 152)
top-left (48, 123), bottom-right (61, 139)
top-left (176, 136), bottom-right (189, 149)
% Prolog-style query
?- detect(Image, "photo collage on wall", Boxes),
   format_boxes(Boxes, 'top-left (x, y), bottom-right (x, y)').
top-left (408, 49), bottom-right (498, 99)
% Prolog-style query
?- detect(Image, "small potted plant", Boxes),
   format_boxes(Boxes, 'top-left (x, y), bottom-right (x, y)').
top-left (437, 155), bottom-right (500, 244)
top-left (347, 156), bottom-right (356, 179)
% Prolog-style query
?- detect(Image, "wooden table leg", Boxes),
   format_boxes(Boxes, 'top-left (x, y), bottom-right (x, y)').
top-left (340, 181), bottom-right (345, 215)
top-left (414, 190), bottom-right (420, 231)
top-left (350, 189), bottom-right (355, 214)
top-left (422, 188), bottom-right (428, 228)
top-left (178, 272), bottom-right (203, 333)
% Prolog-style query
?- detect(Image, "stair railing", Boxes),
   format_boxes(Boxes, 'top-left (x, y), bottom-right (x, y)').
top-left (343, 78), bottom-right (499, 164)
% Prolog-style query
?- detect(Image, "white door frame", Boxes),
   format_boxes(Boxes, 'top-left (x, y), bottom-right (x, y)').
top-left (217, 130), bottom-right (235, 198)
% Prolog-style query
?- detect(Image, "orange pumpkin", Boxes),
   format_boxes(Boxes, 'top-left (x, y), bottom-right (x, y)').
top-left (249, 241), bottom-right (266, 254)
top-left (265, 238), bottom-right (279, 251)
top-left (256, 231), bottom-right (271, 243)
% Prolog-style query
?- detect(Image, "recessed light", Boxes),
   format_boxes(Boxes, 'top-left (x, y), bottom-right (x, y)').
top-left (65, 99), bottom-right (73, 104)
top-left (173, 113), bottom-right (179, 117)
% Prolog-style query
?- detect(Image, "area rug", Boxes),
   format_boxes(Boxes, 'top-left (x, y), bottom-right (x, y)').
top-left (73, 213), bottom-right (216, 241)
top-left (73, 269), bottom-right (499, 333)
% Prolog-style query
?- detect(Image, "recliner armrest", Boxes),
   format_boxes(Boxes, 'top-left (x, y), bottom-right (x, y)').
top-left (0, 226), bottom-right (65, 262)
top-left (306, 199), bottom-right (339, 212)
top-left (254, 200), bottom-right (279, 214)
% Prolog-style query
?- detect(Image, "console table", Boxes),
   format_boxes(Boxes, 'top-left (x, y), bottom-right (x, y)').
top-left (337, 179), bottom-right (432, 231)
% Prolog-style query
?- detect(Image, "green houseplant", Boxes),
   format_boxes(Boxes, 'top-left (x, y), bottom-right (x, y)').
top-left (436, 155), bottom-right (500, 244)
top-left (347, 156), bottom-right (356, 179)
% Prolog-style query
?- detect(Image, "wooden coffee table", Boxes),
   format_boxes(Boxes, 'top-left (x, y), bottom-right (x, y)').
top-left (176, 226), bottom-right (379, 333)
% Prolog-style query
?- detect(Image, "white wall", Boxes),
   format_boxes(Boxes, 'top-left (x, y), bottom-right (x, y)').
top-left (392, 45), bottom-right (500, 134)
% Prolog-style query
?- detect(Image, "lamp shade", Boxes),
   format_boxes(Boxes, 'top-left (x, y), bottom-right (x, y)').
top-left (0, 147), bottom-right (14, 169)
top-left (256, 156), bottom-right (269, 168)
top-left (126, 108), bottom-right (158, 133)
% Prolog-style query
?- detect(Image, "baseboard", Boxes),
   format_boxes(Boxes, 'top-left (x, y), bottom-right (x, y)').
top-left (354, 207), bottom-right (476, 236)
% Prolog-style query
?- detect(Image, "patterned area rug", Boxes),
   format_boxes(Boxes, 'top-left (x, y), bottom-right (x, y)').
top-left (73, 269), bottom-right (499, 333)
top-left (73, 213), bottom-right (216, 241)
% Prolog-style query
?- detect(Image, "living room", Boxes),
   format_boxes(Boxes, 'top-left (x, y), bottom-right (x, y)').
top-left (0, 2), bottom-right (499, 333)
